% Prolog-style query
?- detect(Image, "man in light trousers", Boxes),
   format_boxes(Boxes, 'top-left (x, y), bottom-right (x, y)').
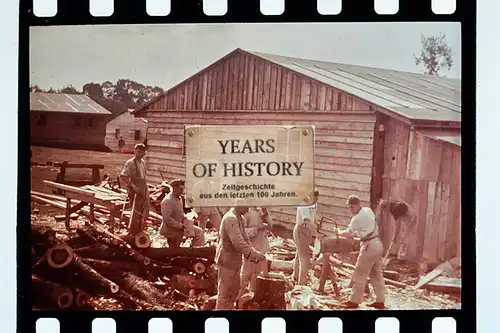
top-left (378, 199), bottom-right (417, 262)
top-left (335, 195), bottom-right (386, 309)
top-left (238, 207), bottom-right (273, 297)
top-left (292, 190), bottom-right (319, 285)
top-left (215, 205), bottom-right (266, 310)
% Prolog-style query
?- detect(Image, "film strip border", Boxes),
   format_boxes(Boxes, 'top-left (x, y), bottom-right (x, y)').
top-left (22, 1), bottom-right (473, 333)
top-left (34, 313), bottom-right (461, 333)
top-left (26, 0), bottom-right (463, 24)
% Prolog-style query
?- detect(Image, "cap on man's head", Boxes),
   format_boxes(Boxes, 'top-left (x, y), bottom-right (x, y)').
top-left (170, 179), bottom-right (185, 188)
top-left (134, 143), bottom-right (147, 151)
top-left (346, 194), bottom-right (361, 206)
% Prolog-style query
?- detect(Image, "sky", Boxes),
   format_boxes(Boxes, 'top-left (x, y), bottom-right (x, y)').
top-left (29, 23), bottom-right (461, 91)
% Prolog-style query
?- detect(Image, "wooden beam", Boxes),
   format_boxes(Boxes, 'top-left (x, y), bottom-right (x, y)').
top-left (43, 180), bottom-right (96, 197)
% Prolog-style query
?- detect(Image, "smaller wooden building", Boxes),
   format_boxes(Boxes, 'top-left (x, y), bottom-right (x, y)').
top-left (30, 92), bottom-right (112, 150)
top-left (105, 109), bottom-right (148, 152)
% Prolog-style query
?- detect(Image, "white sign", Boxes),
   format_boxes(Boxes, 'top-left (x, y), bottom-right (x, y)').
top-left (184, 125), bottom-right (315, 207)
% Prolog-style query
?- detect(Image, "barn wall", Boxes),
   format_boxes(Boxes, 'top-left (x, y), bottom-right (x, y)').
top-left (381, 116), bottom-right (461, 263)
top-left (146, 51), bottom-right (372, 112)
top-left (30, 111), bottom-right (107, 146)
top-left (105, 112), bottom-right (148, 151)
top-left (145, 110), bottom-right (376, 233)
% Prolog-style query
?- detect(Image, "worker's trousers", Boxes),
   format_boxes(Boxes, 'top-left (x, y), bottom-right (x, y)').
top-left (350, 237), bottom-right (386, 304)
top-left (397, 214), bottom-right (417, 260)
top-left (292, 224), bottom-right (313, 285)
top-left (129, 192), bottom-right (150, 235)
top-left (198, 209), bottom-right (222, 232)
top-left (167, 225), bottom-right (205, 248)
top-left (239, 257), bottom-right (268, 297)
top-left (215, 266), bottom-right (241, 310)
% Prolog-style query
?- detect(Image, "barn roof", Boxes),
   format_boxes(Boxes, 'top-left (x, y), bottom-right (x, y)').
top-left (247, 50), bottom-right (461, 123)
top-left (134, 48), bottom-right (461, 124)
top-left (30, 92), bottom-right (112, 115)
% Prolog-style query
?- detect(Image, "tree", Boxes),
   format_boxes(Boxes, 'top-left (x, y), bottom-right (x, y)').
top-left (414, 33), bottom-right (454, 76)
top-left (83, 82), bottom-right (104, 98)
top-left (58, 84), bottom-right (80, 94)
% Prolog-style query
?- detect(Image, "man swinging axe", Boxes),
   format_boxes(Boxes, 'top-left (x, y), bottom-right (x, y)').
top-left (119, 143), bottom-right (151, 236)
top-left (378, 199), bottom-right (417, 263)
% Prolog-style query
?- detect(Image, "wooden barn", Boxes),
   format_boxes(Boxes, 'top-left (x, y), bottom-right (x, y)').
top-left (30, 92), bottom-right (112, 151)
top-left (133, 48), bottom-right (461, 264)
top-left (105, 109), bottom-right (148, 152)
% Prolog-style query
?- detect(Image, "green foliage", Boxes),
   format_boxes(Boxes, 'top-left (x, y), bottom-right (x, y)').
top-left (414, 33), bottom-right (454, 76)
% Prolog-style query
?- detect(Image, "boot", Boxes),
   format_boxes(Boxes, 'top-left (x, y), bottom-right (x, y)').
top-left (367, 302), bottom-right (386, 309)
top-left (341, 301), bottom-right (359, 309)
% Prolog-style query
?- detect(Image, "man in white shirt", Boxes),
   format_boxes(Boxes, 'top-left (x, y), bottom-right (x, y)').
top-left (292, 189), bottom-right (319, 285)
top-left (238, 207), bottom-right (273, 296)
top-left (334, 195), bottom-right (386, 309)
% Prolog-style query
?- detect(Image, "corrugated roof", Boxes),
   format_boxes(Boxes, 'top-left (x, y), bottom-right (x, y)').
top-left (247, 50), bottom-right (461, 123)
top-left (417, 129), bottom-right (461, 147)
top-left (30, 92), bottom-right (112, 115)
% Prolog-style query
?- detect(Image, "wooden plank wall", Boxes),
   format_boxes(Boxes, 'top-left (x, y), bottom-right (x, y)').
top-left (105, 112), bottom-right (148, 152)
top-left (147, 51), bottom-right (371, 112)
top-left (145, 110), bottom-right (376, 233)
top-left (30, 112), bottom-right (107, 146)
top-left (381, 117), bottom-right (461, 263)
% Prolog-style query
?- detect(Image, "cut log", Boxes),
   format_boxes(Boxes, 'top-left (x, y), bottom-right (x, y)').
top-left (80, 225), bottom-right (151, 266)
top-left (313, 236), bottom-right (360, 255)
top-left (83, 258), bottom-right (151, 280)
top-left (253, 275), bottom-right (286, 310)
top-left (117, 272), bottom-right (172, 307)
top-left (32, 275), bottom-right (74, 309)
top-left (75, 243), bottom-right (137, 262)
top-left (46, 243), bottom-right (74, 269)
top-left (140, 245), bottom-right (216, 262)
top-left (74, 289), bottom-right (90, 308)
top-left (33, 254), bottom-right (120, 295)
top-left (269, 259), bottom-right (294, 273)
top-left (134, 232), bottom-right (151, 249)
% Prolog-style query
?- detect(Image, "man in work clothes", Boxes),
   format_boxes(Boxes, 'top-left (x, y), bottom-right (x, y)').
top-left (378, 199), bottom-right (417, 262)
top-left (118, 136), bottom-right (125, 152)
top-left (215, 206), bottom-right (267, 310)
top-left (194, 207), bottom-right (222, 232)
top-left (160, 179), bottom-right (204, 248)
top-left (292, 190), bottom-right (319, 285)
top-left (119, 143), bottom-right (150, 235)
top-left (238, 207), bottom-right (273, 297)
top-left (334, 195), bottom-right (386, 309)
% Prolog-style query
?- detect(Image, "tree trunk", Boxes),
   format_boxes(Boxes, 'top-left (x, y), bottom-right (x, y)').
top-left (75, 243), bottom-right (135, 262)
top-left (83, 258), bottom-right (151, 280)
top-left (32, 275), bottom-right (74, 309)
top-left (140, 245), bottom-right (216, 262)
top-left (33, 254), bottom-right (120, 295)
top-left (117, 272), bottom-right (173, 307)
top-left (77, 226), bottom-right (151, 266)
top-left (253, 275), bottom-right (286, 310)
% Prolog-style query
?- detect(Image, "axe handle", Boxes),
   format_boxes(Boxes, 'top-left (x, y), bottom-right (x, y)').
top-left (382, 240), bottom-right (395, 264)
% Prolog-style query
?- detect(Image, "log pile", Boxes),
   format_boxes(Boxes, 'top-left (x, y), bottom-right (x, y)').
top-left (31, 223), bottom-right (217, 310)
